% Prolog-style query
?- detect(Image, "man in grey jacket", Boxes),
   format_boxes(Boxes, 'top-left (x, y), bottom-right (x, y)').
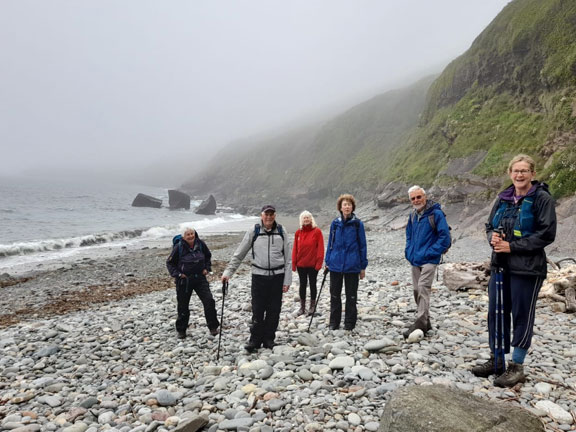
top-left (222, 205), bottom-right (292, 352)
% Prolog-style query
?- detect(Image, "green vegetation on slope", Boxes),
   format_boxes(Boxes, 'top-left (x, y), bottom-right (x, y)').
top-left (383, 0), bottom-right (576, 197)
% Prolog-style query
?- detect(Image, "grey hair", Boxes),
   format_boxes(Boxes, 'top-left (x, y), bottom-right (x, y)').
top-left (299, 210), bottom-right (317, 229)
top-left (183, 227), bottom-right (196, 235)
top-left (408, 185), bottom-right (426, 196)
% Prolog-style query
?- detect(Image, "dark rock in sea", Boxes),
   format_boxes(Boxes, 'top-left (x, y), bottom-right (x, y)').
top-left (169, 190), bottom-right (191, 210)
top-left (195, 195), bottom-right (217, 215)
top-left (378, 385), bottom-right (544, 432)
top-left (131, 193), bottom-right (162, 208)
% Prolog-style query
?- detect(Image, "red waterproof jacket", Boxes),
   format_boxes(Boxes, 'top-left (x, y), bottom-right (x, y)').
top-left (292, 225), bottom-right (324, 271)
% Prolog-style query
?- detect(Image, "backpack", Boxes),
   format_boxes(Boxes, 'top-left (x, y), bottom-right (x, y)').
top-left (251, 223), bottom-right (284, 259)
top-left (172, 232), bottom-right (201, 258)
top-left (411, 209), bottom-right (452, 254)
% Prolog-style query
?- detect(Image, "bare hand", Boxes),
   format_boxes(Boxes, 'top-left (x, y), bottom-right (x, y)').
top-left (282, 285), bottom-right (290, 293)
top-left (360, 269), bottom-right (366, 280)
top-left (493, 240), bottom-right (511, 253)
top-left (221, 275), bottom-right (230, 283)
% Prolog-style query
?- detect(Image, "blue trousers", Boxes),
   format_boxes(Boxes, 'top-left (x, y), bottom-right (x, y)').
top-left (488, 270), bottom-right (543, 354)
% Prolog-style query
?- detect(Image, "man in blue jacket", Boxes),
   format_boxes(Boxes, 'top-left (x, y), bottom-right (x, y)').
top-left (404, 186), bottom-right (451, 338)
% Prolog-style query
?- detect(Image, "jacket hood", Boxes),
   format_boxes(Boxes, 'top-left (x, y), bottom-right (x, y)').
top-left (417, 200), bottom-right (440, 215)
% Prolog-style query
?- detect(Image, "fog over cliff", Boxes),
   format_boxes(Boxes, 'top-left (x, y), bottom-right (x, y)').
top-left (0, 0), bottom-right (510, 183)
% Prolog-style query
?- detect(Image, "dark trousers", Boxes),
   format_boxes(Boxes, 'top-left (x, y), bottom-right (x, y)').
top-left (488, 271), bottom-right (543, 353)
top-left (175, 275), bottom-right (219, 333)
top-left (297, 267), bottom-right (318, 300)
top-left (329, 271), bottom-right (359, 329)
top-left (250, 273), bottom-right (284, 344)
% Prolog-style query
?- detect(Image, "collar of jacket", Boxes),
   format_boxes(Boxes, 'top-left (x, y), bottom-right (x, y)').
top-left (498, 181), bottom-right (544, 202)
top-left (338, 212), bottom-right (357, 223)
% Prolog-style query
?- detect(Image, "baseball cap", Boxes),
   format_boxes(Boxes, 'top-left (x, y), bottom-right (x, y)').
top-left (261, 205), bottom-right (276, 213)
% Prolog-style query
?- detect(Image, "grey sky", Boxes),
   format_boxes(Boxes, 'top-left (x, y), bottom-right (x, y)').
top-left (0, 0), bottom-right (511, 178)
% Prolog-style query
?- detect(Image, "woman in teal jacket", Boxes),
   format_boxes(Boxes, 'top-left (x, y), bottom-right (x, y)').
top-left (325, 194), bottom-right (368, 330)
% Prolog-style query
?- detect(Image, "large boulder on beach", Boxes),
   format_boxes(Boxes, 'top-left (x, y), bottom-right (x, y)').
top-left (168, 190), bottom-right (191, 210)
top-left (377, 385), bottom-right (544, 432)
top-left (195, 195), bottom-right (217, 215)
top-left (131, 193), bottom-right (162, 208)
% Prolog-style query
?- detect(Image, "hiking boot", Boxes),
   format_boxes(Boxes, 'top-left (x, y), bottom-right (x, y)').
top-left (296, 299), bottom-right (306, 316)
top-left (494, 361), bottom-right (526, 387)
top-left (427, 318), bottom-right (433, 332)
top-left (244, 340), bottom-right (261, 353)
top-left (209, 327), bottom-right (219, 336)
top-left (307, 299), bottom-right (316, 317)
top-left (402, 318), bottom-right (427, 339)
top-left (470, 354), bottom-right (505, 378)
top-left (329, 324), bottom-right (340, 330)
top-left (344, 325), bottom-right (355, 331)
top-left (177, 331), bottom-right (186, 339)
top-left (262, 340), bottom-right (275, 349)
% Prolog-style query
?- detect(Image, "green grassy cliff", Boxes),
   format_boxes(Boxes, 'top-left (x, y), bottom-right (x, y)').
top-left (387, 0), bottom-right (576, 196)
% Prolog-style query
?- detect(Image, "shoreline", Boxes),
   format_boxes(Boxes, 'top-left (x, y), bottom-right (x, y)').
top-left (1, 228), bottom-right (574, 430)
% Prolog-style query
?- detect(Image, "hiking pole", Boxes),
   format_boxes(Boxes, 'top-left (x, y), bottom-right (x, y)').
top-left (216, 280), bottom-right (228, 361)
top-left (492, 226), bottom-right (506, 374)
top-left (494, 267), bottom-right (506, 374)
top-left (307, 268), bottom-right (329, 332)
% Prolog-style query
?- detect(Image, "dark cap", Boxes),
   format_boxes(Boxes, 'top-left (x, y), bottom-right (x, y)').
top-left (261, 204), bottom-right (276, 213)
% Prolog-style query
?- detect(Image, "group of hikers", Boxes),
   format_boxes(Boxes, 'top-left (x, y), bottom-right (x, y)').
top-left (166, 154), bottom-right (557, 388)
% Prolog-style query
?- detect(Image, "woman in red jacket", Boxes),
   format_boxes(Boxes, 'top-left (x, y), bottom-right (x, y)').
top-left (292, 211), bottom-right (325, 316)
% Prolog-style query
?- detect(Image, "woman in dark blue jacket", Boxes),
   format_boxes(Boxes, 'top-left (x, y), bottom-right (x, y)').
top-left (166, 227), bottom-right (219, 339)
top-left (325, 194), bottom-right (368, 330)
top-left (471, 154), bottom-right (556, 388)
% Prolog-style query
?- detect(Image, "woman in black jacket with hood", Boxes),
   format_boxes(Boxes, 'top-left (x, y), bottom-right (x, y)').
top-left (470, 154), bottom-right (556, 387)
top-left (167, 227), bottom-right (219, 339)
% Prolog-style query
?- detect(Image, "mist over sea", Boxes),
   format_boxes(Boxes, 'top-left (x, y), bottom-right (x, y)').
top-left (0, 177), bottom-right (256, 272)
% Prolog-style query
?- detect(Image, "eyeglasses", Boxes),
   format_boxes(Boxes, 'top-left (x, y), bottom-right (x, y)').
top-left (410, 195), bottom-right (423, 201)
top-left (511, 169), bottom-right (532, 175)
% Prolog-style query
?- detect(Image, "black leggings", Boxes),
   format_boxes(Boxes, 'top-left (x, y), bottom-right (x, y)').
top-left (297, 267), bottom-right (318, 300)
top-left (175, 276), bottom-right (219, 332)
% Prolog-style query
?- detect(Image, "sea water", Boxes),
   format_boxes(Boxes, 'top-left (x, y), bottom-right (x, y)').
top-left (0, 176), bottom-right (256, 273)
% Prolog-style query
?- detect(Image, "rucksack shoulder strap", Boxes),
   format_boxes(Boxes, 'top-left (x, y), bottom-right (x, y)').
top-left (428, 214), bottom-right (437, 233)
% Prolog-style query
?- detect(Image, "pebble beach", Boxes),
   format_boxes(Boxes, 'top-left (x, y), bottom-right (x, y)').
top-left (1, 228), bottom-right (575, 432)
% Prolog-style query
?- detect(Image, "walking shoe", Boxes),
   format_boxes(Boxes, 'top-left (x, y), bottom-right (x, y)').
top-left (329, 325), bottom-right (340, 330)
top-left (244, 340), bottom-right (261, 353)
top-left (427, 318), bottom-right (433, 332)
top-left (262, 340), bottom-right (275, 349)
top-left (470, 354), bottom-right (505, 378)
top-left (209, 327), bottom-right (219, 336)
top-left (402, 318), bottom-right (427, 339)
top-left (177, 331), bottom-right (186, 339)
top-left (494, 361), bottom-right (526, 387)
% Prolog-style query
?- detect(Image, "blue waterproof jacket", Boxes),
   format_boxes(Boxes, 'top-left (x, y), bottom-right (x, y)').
top-left (405, 201), bottom-right (451, 266)
top-left (325, 213), bottom-right (368, 273)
